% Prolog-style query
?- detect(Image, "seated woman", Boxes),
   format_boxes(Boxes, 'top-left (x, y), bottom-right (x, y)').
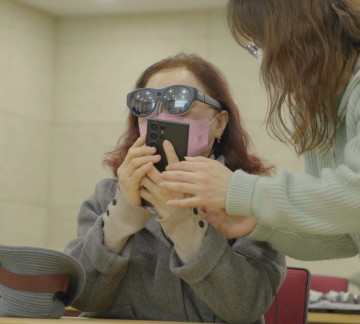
top-left (64, 53), bottom-right (286, 324)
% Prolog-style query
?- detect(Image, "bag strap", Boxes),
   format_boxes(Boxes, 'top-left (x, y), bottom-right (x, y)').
top-left (0, 265), bottom-right (70, 293)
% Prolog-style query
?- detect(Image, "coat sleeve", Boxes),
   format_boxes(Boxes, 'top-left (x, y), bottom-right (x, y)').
top-left (169, 224), bottom-right (287, 323)
top-left (226, 87), bottom-right (360, 237)
top-left (157, 207), bottom-right (207, 264)
top-left (63, 179), bottom-right (152, 312)
top-left (246, 223), bottom-right (358, 261)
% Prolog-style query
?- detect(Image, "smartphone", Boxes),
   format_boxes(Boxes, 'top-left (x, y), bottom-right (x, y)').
top-left (146, 118), bottom-right (189, 172)
top-left (142, 118), bottom-right (189, 207)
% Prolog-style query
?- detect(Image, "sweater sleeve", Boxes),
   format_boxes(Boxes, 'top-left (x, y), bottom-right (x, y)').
top-left (63, 179), bottom-right (152, 312)
top-left (246, 222), bottom-right (358, 261)
top-left (169, 224), bottom-right (286, 323)
top-left (226, 90), bottom-right (360, 236)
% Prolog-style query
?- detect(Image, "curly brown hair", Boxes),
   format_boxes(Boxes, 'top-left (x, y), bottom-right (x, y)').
top-left (103, 53), bottom-right (274, 177)
top-left (227, 0), bottom-right (360, 154)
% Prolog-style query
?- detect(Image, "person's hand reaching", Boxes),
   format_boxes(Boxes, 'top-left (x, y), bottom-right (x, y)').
top-left (201, 206), bottom-right (258, 239)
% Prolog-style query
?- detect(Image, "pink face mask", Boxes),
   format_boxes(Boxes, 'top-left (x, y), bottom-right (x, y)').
top-left (139, 112), bottom-right (218, 157)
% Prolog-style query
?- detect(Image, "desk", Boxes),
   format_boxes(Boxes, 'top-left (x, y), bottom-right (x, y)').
top-left (1, 313), bottom-right (360, 324)
top-left (0, 318), bottom-right (195, 324)
top-left (308, 312), bottom-right (360, 324)
top-left (62, 309), bottom-right (360, 324)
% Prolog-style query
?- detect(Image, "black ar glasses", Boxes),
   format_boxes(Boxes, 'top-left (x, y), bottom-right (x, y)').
top-left (127, 85), bottom-right (223, 118)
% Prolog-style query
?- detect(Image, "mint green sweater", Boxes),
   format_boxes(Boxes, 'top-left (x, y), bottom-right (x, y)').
top-left (226, 57), bottom-right (360, 261)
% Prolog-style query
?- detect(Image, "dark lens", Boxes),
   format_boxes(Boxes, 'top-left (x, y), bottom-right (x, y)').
top-left (151, 123), bottom-right (158, 130)
top-left (150, 133), bottom-right (157, 139)
top-left (129, 89), bottom-right (157, 117)
top-left (150, 142), bottom-right (156, 147)
top-left (160, 135), bottom-right (165, 140)
top-left (161, 125), bottom-right (165, 130)
top-left (164, 86), bottom-right (191, 114)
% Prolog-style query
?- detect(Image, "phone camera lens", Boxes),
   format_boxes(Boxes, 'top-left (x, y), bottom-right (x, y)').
top-left (150, 133), bottom-right (157, 139)
top-left (151, 123), bottom-right (158, 130)
top-left (157, 92), bottom-right (161, 96)
top-left (150, 142), bottom-right (156, 147)
top-left (160, 125), bottom-right (165, 130)
top-left (160, 135), bottom-right (165, 140)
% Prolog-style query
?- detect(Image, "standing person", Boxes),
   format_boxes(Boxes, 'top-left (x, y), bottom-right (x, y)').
top-left (159, 0), bottom-right (360, 261)
top-left (64, 53), bottom-right (286, 323)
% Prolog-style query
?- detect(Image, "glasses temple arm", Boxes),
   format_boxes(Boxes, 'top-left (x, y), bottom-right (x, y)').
top-left (204, 94), bottom-right (223, 111)
top-left (195, 89), bottom-right (223, 111)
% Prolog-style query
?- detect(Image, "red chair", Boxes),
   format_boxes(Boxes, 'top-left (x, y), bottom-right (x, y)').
top-left (264, 267), bottom-right (311, 324)
top-left (310, 275), bottom-right (348, 294)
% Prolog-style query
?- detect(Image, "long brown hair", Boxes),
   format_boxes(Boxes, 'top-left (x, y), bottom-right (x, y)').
top-left (104, 53), bottom-right (273, 176)
top-left (227, 0), bottom-right (360, 154)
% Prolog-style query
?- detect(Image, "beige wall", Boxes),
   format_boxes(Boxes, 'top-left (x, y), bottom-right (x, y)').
top-left (0, 0), bottom-right (359, 288)
top-left (0, 0), bottom-right (55, 247)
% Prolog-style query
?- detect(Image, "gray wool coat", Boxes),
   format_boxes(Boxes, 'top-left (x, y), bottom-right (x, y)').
top-left (64, 178), bottom-right (286, 323)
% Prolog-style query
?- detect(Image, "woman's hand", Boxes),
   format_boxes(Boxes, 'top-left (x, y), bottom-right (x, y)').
top-left (140, 140), bottom-right (186, 218)
top-left (202, 206), bottom-right (258, 239)
top-left (117, 134), bottom-right (161, 206)
top-left (159, 156), bottom-right (233, 209)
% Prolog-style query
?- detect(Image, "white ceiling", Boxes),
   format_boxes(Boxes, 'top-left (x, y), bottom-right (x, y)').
top-left (16, 0), bottom-right (228, 17)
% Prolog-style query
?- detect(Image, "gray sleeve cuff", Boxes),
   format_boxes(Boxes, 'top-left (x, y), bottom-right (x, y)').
top-left (82, 215), bottom-right (135, 276)
top-left (157, 207), bottom-right (207, 264)
top-left (103, 187), bottom-right (154, 254)
top-left (169, 224), bottom-right (228, 284)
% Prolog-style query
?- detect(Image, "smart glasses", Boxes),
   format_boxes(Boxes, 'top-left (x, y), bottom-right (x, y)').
top-left (127, 85), bottom-right (223, 118)
top-left (247, 42), bottom-right (261, 59)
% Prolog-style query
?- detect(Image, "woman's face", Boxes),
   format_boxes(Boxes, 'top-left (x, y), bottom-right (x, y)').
top-left (139, 68), bottom-right (228, 157)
